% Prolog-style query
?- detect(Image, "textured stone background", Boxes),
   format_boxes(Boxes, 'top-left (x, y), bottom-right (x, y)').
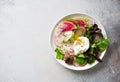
top-left (0, 0), bottom-right (120, 82)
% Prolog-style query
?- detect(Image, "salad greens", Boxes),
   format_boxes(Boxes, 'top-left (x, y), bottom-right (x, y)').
top-left (87, 55), bottom-right (95, 64)
top-left (95, 38), bottom-right (109, 52)
top-left (91, 38), bottom-right (109, 52)
top-left (73, 56), bottom-right (87, 65)
top-left (78, 54), bottom-right (85, 58)
top-left (55, 48), bottom-right (64, 60)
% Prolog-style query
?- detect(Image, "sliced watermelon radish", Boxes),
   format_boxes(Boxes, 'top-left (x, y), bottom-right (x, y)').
top-left (67, 19), bottom-right (85, 29)
top-left (75, 19), bottom-right (85, 29)
top-left (59, 21), bottom-right (77, 32)
top-left (75, 19), bottom-right (85, 27)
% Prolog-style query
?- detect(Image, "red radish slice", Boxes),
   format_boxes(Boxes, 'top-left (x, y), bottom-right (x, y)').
top-left (75, 19), bottom-right (85, 29)
top-left (75, 20), bottom-right (85, 27)
top-left (59, 21), bottom-right (76, 32)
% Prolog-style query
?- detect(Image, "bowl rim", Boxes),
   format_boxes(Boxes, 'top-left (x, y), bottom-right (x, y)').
top-left (50, 13), bottom-right (107, 70)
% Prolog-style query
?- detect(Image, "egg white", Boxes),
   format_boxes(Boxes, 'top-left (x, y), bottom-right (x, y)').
top-left (73, 36), bottom-right (90, 55)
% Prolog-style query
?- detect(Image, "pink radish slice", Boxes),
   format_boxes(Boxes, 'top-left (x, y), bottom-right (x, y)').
top-left (59, 21), bottom-right (76, 32)
top-left (64, 43), bottom-right (75, 56)
top-left (75, 20), bottom-right (85, 29)
top-left (64, 50), bottom-right (74, 58)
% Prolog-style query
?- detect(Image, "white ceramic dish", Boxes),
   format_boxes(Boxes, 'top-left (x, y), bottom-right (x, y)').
top-left (50, 13), bottom-right (107, 70)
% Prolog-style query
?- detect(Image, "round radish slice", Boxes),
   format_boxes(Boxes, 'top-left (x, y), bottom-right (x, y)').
top-left (58, 21), bottom-right (76, 32)
top-left (75, 19), bottom-right (85, 29)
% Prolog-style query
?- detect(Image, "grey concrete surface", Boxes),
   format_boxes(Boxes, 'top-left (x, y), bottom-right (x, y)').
top-left (0, 0), bottom-right (120, 82)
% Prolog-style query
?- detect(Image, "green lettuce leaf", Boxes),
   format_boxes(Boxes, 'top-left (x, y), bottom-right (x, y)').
top-left (96, 38), bottom-right (109, 52)
top-left (91, 38), bottom-right (109, 52)
top-left (55, 48), bottom-right (64, 60)
top-left (73, 56), bottom-right (87, 65)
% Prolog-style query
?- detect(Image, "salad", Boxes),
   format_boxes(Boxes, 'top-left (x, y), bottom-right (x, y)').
top-left (53, 16), bottom-right (109, 66)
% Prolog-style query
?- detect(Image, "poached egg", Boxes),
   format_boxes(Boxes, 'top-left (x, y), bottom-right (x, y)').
top-left (73, 36), bottom-right (90, 55)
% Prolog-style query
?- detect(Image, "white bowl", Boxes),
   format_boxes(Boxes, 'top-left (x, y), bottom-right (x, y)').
top-left (50, 13), bottom-right (107, 70)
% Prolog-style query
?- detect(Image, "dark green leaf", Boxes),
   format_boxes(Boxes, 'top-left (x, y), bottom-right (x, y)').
top-left (87, 56), bottom-right (95, 64)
